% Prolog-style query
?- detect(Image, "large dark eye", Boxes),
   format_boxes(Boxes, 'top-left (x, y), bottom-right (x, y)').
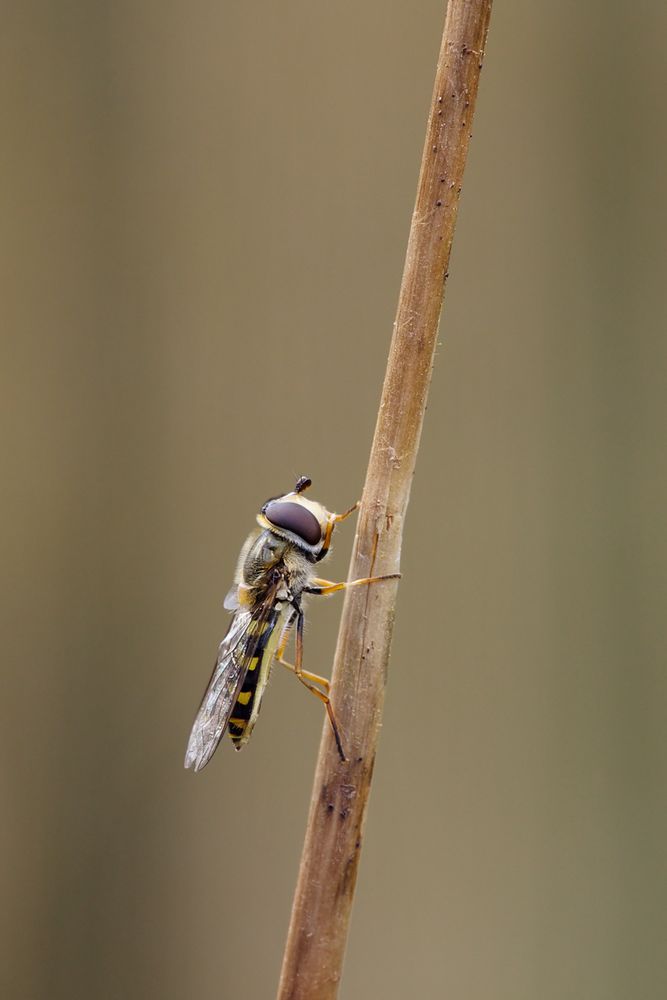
top-left (264, 501), bottom-right (321, 545)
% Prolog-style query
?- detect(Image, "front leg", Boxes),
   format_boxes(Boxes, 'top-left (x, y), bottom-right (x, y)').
top-left (304, 573), bottom-right (400, 597)
top-left (316, 502), bottom-right (360, 562)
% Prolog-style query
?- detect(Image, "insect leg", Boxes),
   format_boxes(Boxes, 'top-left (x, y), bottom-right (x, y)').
top-left (316, 501), bottom-right (360, 562)
top-left (288, 608), bottom-right (347, 762)
top-left (276, 655), bottom-right (331, 695)
top-left (274, 621), bottom-right (293, 663)
top-left (274, 614), bottom-right (331, 694)
top-left (332, 501), bottom-right (360, 523)
top-left (304, 573), bottom-right (400, 597)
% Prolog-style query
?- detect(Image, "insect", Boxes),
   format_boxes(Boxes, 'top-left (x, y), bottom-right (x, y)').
top-left (184, 476), bottom-right (397, 771)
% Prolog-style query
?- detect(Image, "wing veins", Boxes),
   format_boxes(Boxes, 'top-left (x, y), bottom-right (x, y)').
top-left (184, 581), bottom-right (281, 771)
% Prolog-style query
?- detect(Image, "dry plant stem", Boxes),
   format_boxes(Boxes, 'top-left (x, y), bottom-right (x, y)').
top-left (277, 2), bottom-right (493, 997)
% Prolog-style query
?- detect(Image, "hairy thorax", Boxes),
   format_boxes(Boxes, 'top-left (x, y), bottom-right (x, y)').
top-left (241, 529), bottom-right (315, 604)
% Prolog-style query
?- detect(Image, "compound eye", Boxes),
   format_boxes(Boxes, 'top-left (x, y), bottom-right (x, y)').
top-left (264, 501), bottom-right (321, 546)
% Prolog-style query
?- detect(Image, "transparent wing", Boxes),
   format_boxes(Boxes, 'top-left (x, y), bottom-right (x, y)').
top-left (223, 585), bottom-right (240, 611)
top-left (184, 610), bottom-right (253, 772)
top-left (184, 578), bottom-right (281, 772)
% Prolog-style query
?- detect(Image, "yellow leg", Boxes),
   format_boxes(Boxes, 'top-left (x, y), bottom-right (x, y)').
top-left (274, 625), bottom-right (292, 662)
top-left (318, 502), bottom-right (360, 560)
top-left (305, 573), bottom-right (400, 597)
top-left (332, 501), bottom-right (359, 523)
top-left (277, 608), bottom-right (346, 761)
top-left (277, 655), bottom-right (331, 695)
top-left (275, 619), bottom-right (330, 691)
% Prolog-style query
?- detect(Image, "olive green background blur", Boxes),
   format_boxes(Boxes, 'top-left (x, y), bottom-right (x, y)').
top-left (2, 2), bottom-right (666, 998)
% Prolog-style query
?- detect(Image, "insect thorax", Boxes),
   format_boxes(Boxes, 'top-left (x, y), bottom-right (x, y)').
top-left (241, 529), bottom-right (314, 599)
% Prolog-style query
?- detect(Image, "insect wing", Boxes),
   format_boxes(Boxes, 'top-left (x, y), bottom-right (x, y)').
top-left (184, 610), bottom-right (252, 772)
top-left (223, 585), bottom-right (240, 611)
top-left (184, 581), bottom-right (281, 772)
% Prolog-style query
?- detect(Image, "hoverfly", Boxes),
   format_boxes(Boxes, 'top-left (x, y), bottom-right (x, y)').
top-left (184, 476), bottom-right (397, 771)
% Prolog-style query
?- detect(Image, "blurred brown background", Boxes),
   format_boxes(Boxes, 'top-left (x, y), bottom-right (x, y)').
top-left (2, 2), bottom-right (666, 998)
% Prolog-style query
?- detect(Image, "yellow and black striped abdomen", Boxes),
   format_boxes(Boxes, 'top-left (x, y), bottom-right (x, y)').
top-left (227, 605), bottom-right (287, 748)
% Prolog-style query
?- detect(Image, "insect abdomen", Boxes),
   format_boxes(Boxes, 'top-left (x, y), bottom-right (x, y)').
top-left (227, 608), bottom-right (282, 748)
